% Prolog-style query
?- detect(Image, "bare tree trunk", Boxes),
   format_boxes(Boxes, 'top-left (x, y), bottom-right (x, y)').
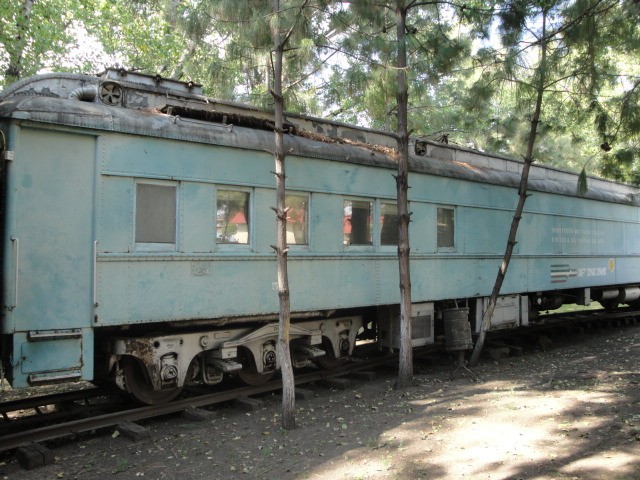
top-left (6, 0), bottom-right (36, 83)
top-left (470, 12), bottom-right (549, 366)
top-left (394, 0), bottom-right (413, 389)
top-left (271, 0), bottom-right (296, 430)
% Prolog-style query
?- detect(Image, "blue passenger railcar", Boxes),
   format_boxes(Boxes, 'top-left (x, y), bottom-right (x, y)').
top-left (1, 70), bottom-right (639, 403)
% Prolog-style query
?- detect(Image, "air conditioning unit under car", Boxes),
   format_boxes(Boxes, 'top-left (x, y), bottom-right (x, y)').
top-left (378, 302), bottom-right (435, 349)
top-left (474, 295), bottom-right (529, 332)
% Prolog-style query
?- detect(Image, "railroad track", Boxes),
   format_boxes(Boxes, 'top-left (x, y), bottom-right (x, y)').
top-left (1, 307), bottom-right (638, 463)
top-left (0, 387), bottom-right (124, 440)
top-left (0, 353), bottom-right (396, 455)
top-left (1, 386), bottom-right (106, 419)
top-left (501, 306), bottom-right (640, 337)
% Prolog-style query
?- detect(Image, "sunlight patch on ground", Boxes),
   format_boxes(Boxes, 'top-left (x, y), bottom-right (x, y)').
top-left (303, 449), bottom-right (394, 479)
top-left (305, 378), bottom-right (627, 479)
top-left (404, 386), bottom-right (617, 479)
top-left (560, 449), bottom-right (640, 479)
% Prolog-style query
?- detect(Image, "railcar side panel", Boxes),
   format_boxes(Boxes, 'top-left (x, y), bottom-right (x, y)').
top-left (181, 182), bottom-right (215, 253)
top-left (287, 156), bottom-right (398, 199)
top-left (98, 175), bottom-right (134, 253)
top-left (96, 257), bottom-right (404, 326)
top-left (459, 207), bottom-right (512, 255)
top-left (92, 130), bottom-right (640, 327)
top-left (308, 193), bottom-right (343, 253)
top-left (526, 256), bottom-right (617, 291)
top-left (254, 187), bottom-right (279, 254)
top-left (2, 127), bottom-right (95, 386)
top-left (405, 202), bottom-right (434, 253)
top-left (97, 258), bottom-right (276, 323)
top-left (92, 133), bottom-right (412, 327)
top-left (615, 257), bottom-right (640, 286)
top-left (103, 136), bottom-right (273, 188)
top-left (411, 257), bottom-right (521, 300)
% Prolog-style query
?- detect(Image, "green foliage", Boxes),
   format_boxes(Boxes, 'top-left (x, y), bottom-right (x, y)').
top-left (325, 1), bottom-right (491, 132)
top-left (1, 0), bottom-right (638, 186)
top-left (87, 1), bottom-right (212, 81)
top-left (190, 0), bottom-right (328, 111)
top-left (0, 0), bottom-right (93, 87)
top-left (497, 0), bottom-right (530, 48)
top-left (440, 0), bottom-right (640, 185)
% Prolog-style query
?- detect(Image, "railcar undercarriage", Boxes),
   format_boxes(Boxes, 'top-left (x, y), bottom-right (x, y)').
top-left (99, 284), bottom-right (640, 404)
top-left (103, 315), bottom-right (362, 404)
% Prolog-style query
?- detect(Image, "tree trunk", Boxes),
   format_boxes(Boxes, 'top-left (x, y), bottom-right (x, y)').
top-left (394, 0), bottom-right (413, 389)
top-left (271, 0), bottom-right (296, 430)
top-left (6, 0), bottom-right (36, 83)
top-left (469, 12), bottom-right (549, 366)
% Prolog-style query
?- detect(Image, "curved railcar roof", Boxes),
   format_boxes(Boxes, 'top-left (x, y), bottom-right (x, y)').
top-left (1, 70), bottom-right (639, 206)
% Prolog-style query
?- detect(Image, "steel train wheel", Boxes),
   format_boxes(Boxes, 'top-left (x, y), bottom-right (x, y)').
top-left (315, 339), bottom-right (348, 370)
top-left (315, 355), bottom-right (347, 370)
top-left (122, 357), bottom-right (184, 405)
top-left (236, 348), bottom-right (276, 386)
top-left (237, 369), bottom-right (276, 386)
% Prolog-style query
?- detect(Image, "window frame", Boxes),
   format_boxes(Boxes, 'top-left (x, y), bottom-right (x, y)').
top-left (343, 197), bottom-right (374, 249)
top-left (215, 187), bottom-right (253, 250)
top-left (285, 191), bottom-right (310, 248)
top-left (436, 205), bottom-right (456, 251)
top-left (379, 200), bottom-right (399, 248)
top-left (134, 180), bottom-right (179, 252)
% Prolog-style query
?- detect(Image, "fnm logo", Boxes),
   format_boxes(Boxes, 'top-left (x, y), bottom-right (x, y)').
top-left (551, 263), bottom-right (610, 284)
top-left (577, 267), bottom-right (608, 277)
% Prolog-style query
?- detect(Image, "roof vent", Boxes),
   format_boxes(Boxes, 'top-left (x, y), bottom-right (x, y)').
top-left (99, 82), bottom-right (123, 105)
top-left (415, 140), bottom-right (428, 156)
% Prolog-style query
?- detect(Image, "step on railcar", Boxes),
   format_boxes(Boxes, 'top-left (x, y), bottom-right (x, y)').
top-left (1, 69), bottom-right (639, 404)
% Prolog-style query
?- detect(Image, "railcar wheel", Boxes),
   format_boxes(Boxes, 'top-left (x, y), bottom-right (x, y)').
top-left (237, 369), bottom-right (276, 386)
top-left (315, 339), bottom-right (348, 370)
top-left (122, 357), bottom-right (184, 405)
top-left (315, 355), bottom-right (347, 370)
top-left (236, 348), bottom-right (276, 385)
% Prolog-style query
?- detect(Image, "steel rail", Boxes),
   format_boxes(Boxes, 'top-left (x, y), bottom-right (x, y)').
top-left (0, 355), bottom-right (396, 453)
top-left (1, 387), bottom-right (105, 416)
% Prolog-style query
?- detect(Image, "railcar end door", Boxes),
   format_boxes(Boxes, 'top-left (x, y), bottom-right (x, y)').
top-left (3, 127), bottom-right (95, 387)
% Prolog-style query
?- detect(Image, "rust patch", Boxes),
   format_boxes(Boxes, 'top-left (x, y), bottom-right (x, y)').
top-left (120, 338), bottom-right (161, 389)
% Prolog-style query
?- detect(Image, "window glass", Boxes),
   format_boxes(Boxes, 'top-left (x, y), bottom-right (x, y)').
top-left (380, 202), bottom-right (398, 246)
top-left (216, 190), bottom-right (250, 244)
top-left (343, 199), bottom-right (373, 245)
top-left (285, 194), bottom-right (309, 245)
top-left (437, 207), bottom-right (455, 248)
top-left (135, 183), bottom-right (177, 245)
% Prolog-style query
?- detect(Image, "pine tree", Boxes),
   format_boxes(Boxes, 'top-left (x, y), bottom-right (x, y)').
top-left (332, 0), bottom-right (490, 388)
top-left (209, 0), bottom-right (322, 430)
top-left (270, 0), bottom-right (315, 431)
top-left (469, 0), bottom-right (640, 363)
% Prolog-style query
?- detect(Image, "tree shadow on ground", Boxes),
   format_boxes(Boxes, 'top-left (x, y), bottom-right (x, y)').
top-left (0, 325), bottom-right (637, 479)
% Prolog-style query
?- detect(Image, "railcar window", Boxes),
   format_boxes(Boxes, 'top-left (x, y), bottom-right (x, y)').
top-left (216, 190), bottom-right (250, 244)
top-left (343, 199), bottom-right (373, 245)
top-left (380, 202), bottom-right (399, 246)
top-left (437, 207), bottom-right (455, 249)
top-left (135, 183), bottom-right (177, 247)
top-left (285, 194), bottom-right (308, 245)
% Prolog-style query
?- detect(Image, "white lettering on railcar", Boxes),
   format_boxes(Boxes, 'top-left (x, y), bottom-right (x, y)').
top-left (551, 227), bottom-right (605, 246)
top-left (576, 267), bottom-right (608, 277)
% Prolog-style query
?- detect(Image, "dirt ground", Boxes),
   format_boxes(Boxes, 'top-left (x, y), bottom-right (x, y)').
top-left (1, 323), bottom-right (639, 480)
